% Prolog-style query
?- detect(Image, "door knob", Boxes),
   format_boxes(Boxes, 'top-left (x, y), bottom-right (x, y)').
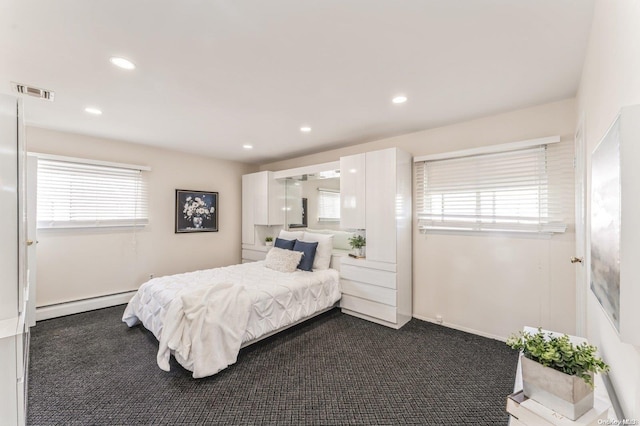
top-left (570, 256), bottom-right (583, 264)
top-left (26, 240), bottom-right (34, 246)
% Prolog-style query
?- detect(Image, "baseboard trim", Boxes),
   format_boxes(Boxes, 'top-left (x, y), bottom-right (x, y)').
top-left (36, 291), bottom-right (136, 321)
top-left (412, 314), bottom-right (507, 342)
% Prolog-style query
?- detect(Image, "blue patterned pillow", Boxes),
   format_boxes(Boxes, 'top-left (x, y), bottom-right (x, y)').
top-left (274, 237), bottom-right (296, 250)
top-left (293, 240), bottom-right (318, 271)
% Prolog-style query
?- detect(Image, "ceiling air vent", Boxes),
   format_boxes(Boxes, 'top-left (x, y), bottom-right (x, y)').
top-left (11, 82), bottom-right (55, 101)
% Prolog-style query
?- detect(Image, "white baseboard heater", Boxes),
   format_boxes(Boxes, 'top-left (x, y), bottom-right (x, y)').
top-left (36, 291), bottom-right (136, 321)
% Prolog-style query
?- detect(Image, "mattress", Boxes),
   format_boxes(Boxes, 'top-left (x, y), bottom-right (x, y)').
top-left (123, 261), bottom-right (341, 345)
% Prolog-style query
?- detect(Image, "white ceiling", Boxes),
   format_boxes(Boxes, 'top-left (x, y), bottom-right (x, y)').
top-left (0, 0), bottom-right (594, 164)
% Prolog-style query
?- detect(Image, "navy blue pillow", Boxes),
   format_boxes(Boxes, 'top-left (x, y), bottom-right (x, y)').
top-left (274, 237), bottom-right (296, 250)
top-left (293, 240), bottom-right (318, 271)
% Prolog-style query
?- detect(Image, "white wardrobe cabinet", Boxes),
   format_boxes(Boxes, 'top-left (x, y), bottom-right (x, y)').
top-left (339, 147), bottom-right (412, 329)
top-left (0, 94), bottom-right (31, 425)
top-left (241, 171), bottom-right (284, 263)
top-left (241, 171), bottom-right (284, 245)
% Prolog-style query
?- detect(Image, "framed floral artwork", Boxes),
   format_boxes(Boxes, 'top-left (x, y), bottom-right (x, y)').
top-left (175, 190), bottom-right (218, 233)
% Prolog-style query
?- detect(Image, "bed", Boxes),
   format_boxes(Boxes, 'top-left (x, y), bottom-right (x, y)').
top-left (122, 259), bottom-right (341, 378)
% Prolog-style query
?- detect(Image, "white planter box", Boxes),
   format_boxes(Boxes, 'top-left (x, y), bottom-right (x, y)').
top-left (521, 355), bottom-right (594, 420)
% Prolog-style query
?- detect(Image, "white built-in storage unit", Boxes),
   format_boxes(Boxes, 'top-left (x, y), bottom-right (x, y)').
top-left (241, 171), bottom-right (285, 263)
top-left (0, 94), bottom-right (32, 425)
top-left (339, 147), bottom-right (413, 329)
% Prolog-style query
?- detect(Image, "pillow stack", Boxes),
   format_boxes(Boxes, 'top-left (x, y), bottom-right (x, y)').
top-left (265, 230), bottom-right (334, 272)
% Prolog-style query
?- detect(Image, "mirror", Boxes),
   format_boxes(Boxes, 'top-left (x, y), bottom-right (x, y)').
top-left (284, 170), bottom-right (340, 230)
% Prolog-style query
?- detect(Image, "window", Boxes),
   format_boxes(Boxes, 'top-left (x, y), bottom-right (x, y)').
top-left (37, 156), bottom-right (149, 229)
top-left (415, 138), bottom-right (573, 234)
top-left (317, 188), bottom-right (340, 222)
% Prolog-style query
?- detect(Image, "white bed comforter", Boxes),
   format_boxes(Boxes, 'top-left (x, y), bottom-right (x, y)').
top-left (157, 281), bottom-right (251, 378)
top-left (122, 261), bottom-right (341, 377)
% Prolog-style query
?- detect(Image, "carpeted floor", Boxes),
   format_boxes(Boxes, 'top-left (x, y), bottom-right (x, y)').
top-left (28, 306), bottom-right (517, 425)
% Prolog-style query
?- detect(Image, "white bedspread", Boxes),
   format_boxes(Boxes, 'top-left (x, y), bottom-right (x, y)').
top-left (157, 282), bottom-right (251, 378)
top-left (123, 261), bottom-right (341, 377)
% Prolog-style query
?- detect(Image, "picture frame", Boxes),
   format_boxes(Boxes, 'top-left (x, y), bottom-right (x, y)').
top-left (175, 189), bottom-right (218, 233)
top-left (590, 116), bottom-right (621, 332)
top-left (590, 105), bottom-right (640, 345)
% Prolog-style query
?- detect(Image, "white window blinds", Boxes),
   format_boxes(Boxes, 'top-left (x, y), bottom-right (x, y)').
top-left (415, 140), bottom-right (573, 234)
top-left (37, 157), bottom-right (149, 229)
top-left (317, 188), bottom-right (340, 222)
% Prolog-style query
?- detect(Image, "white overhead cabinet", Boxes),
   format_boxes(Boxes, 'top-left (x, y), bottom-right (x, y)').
top-left (339, 148), bottom-right (413, 328)
top-left (241, 171), bottom-right (284, 262)
top-left (0, 95), bottom-right (32, 425)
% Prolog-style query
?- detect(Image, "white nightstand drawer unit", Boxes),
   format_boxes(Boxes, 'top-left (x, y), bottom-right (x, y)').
top-left (341, 279), bottom-right (396, 306)
top-left (340, 295), bottom-right (397, 324)
top-left (241, 246), bottom-right (269, 263)
top-left (340, 264), bottom-right (396, 289)
top-left (339, 255), bottom-right (408, 328)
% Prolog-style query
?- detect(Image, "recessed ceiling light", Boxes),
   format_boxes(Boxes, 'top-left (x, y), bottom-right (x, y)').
top-left (392, 95), bottom-right (408, 104)
top-left (243, 144), bottom-right (253, 150)
top-left (84, 107), bottom-right (102, 115)
top-left (300, 126), bottom-right (312, 133)
top-left (109, 56), bottom-right (136, 70)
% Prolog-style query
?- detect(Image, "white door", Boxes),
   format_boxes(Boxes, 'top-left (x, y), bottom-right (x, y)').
top-left (574, 118), bottom-right (587, 336)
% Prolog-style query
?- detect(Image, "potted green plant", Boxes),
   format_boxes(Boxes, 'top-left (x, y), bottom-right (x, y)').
top-left (506, 328), bottom-right (609, 420)
top-left (348, 235), bottom-right (366, 257)
top-left (264, 236), bottom-right (273, 247)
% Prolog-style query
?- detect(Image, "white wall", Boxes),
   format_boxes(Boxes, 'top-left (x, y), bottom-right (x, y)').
top-left (577, 0), bottom-right (640, 417)
top-left (27, 127), bottom-right (255, 307)
top-left (261, 98), bottom-right (577, 340)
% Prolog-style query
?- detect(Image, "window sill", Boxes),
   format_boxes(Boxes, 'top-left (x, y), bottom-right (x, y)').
top-left (38, 223), bottom-right (148, 232)
top-left (418, 228), bottom-right (558, 240)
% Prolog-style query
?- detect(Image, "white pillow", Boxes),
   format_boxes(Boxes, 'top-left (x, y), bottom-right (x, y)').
top-left (305, 228), bottom-right (354, 250)
top-left (264, 247), bottom-right (304, 273)
top-left (279, 230), bottom-right (305, 241)
top-left (331, 230), bottom-right (355, 251)
top-left (302, 232), bottom-right (333, 270)
top-left (305, 228), bottom-right (332, 234)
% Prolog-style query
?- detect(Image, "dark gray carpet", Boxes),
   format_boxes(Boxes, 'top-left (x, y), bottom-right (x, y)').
top-left (28, 306), bottom-right (517, 425)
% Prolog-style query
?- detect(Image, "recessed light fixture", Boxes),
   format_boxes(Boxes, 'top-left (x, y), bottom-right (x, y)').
top-left (84, 107), bottom-right (102, 115)
top-left (300, 126), bottom-right (312, 133)
top-left (392, 95), bottom-right (408, 104)
top-left (109, 56), bottom-right (136, 70)
top-left (243, 144), bottom-right (253, 150)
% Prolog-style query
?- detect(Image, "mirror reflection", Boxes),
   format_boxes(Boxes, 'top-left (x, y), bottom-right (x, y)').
top-left (284, 170), bottom-right (340, 230)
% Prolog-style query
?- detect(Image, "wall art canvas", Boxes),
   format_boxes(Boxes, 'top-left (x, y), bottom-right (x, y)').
top-left (176, 189), bottom-right (218, 233)
top-left (590, 117), bottom-right (621, 331)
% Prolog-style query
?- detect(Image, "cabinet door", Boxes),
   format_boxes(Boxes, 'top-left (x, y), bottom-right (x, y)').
top-left (253, 172), bottom-right (269, 225)
top-left (241, 174), bottom-right (255, 245)
top-left (340, 153), bottom-right (366, 229)
top-left (365, 149), bottom-right (396, 263)
top-left (0, 95), bottom-right (18, 320)
top-left (267, 175), bottom-right (285, 225)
